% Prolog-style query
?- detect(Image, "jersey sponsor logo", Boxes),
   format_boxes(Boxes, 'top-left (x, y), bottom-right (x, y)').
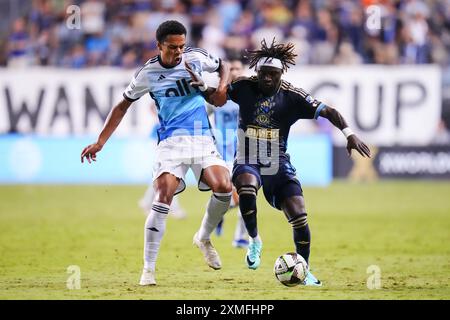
top-left (157, 74), bottom-right (166, 81)
top-left (246, 125), bottom-right (279, 140)
top-left (164, 79), bottom-right (194, 97)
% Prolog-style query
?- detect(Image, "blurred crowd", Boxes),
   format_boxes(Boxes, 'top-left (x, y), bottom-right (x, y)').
top-left (1, 0), bottom-right (449, 68)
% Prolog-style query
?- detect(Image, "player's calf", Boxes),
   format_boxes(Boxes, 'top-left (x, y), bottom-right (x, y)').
top-left (237, 185), bottom-right (258, 238)
top-left (288, 212), bottom-right (311, 264)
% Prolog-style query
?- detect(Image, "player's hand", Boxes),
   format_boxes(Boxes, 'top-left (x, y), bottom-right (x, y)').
top-left (81, 142), bottom-right (103, 164)
top-left (346, 135), bottom-right (371, 158)
top-left (209, 86), bottom-right (227, 107)
top-left (185, 61), bottom-right (205, 89)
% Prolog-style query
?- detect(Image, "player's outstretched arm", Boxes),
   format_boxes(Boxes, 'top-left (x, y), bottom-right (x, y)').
top-left (81, 98), bottom-right (132, 163)
top-left (319, 106), bottom-right (371, 158)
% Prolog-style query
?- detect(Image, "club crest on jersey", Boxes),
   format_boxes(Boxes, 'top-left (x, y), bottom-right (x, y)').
top-left (256, 114), bottom-right (270, 125)
top-left (254, 96), bottom-right (275, 126)
top-left (186, 61), bottom-right (202, 75)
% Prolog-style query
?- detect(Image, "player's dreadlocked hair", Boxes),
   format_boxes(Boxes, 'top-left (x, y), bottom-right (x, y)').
top-left (247, 38), bottom-right (297, 73)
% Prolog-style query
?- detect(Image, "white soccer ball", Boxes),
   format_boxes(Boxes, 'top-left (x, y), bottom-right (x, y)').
top-left (274, 252), bottom-right (308, 287)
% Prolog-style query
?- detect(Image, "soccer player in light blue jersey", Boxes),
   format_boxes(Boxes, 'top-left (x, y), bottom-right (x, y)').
top-left (212, 59), bottom-right (248, 248)
top-left (81, 21), bottom-right (232, 286)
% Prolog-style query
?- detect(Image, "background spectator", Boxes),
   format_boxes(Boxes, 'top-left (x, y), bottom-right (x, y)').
top-left (1, 0), bottom-right (448, 68)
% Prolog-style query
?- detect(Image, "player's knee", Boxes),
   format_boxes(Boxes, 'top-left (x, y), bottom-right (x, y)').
top-left (235, 173), bottom-right (259, 190)
top-left (211, 177), bottom-right (232, 193)
top-left (154, 190), bottom-right (174, 205)
top-left (288, 212), bottom-right (308, 229)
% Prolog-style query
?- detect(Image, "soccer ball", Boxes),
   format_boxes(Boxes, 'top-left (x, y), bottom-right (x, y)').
top-left (274, 252), bottom-right (308, 287)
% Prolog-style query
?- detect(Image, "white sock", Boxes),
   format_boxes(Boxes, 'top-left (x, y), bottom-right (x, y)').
top-left (143, 201), bottom-right (169, 271)
top-left (198, 192), bottom-right (232, 240)
top-left (234, 209), bottom-right (248, 240)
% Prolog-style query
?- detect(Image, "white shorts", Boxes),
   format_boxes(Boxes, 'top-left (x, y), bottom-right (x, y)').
top-left (153, 135), bottom-right (228, 195)
top-left (225, 162), bottom-right (234, 174)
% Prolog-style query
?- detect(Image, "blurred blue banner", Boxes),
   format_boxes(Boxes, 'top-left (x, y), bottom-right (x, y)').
top-left (0, 134), bottom-right (332, 185)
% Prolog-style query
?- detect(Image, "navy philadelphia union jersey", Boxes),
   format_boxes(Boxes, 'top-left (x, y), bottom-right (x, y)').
top-left (227, 76), bottom-right (326, 157)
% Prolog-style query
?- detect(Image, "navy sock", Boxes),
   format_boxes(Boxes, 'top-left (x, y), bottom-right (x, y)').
top-left (293, 224), bottom-right (311, 264)
top-left (238, 186), bottom-right (258, 238)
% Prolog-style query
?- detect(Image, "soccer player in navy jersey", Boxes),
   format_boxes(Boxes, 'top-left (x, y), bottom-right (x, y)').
top-left (188, 39), bottom-right (370, 286)
top-left (81, 21), bottom-right (232, 286)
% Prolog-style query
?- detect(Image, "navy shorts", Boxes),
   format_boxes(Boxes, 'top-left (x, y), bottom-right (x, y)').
top-left (232, 155), bottom-right (303, 210)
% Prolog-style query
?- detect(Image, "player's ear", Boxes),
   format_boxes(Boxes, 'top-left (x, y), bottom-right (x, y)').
top-left (157, 41), bottom-right (163, 51)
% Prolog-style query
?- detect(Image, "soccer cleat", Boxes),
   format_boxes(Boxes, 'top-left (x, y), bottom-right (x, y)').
top-left (232, 238), bottom-right (249, 248)
top-left (246, 240), bottom-right (262, 270)
top-left (215, 219), bottom-right (224, 236)
top-left (139, 269), bottom-right (156, 286)
top-left (193, 232), bottom-right (222, 270)
top-left (302, 270), bottom-right (322, 286)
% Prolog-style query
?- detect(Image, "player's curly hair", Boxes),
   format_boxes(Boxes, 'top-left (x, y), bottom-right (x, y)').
top-left (156, 20), bottom-right (187, 43)
top-left (247, 38), bottom-right (297, 73)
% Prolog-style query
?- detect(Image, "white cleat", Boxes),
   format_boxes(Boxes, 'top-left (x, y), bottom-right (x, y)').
top-left (193, 232), bottom-right (222, 270)
top-left (139, 269), bottom-right (156, 286)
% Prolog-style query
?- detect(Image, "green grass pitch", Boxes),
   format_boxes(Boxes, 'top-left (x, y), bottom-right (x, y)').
top-left (0, 181), bottom-right (449, 300)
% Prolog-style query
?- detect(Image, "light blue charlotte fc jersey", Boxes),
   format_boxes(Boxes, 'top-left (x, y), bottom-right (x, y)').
top-left (123, 47), bottom-right (221, 142)
top-left (214, 100), bottom-right (239, 162)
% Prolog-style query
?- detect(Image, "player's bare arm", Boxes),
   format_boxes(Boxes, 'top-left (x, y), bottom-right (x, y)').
top-left (209, 60), bottom-right (230, 106)
top-left (319, 106), bottom-right (371, 158)
top-left (80, 98), bottom-right (132, 163)
top-left (185, 60), bottom-right (230, 107)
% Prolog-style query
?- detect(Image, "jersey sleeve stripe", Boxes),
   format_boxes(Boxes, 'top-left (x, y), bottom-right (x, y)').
top-left (184, 47), bottom-right (208, 56)
top-left (291, 89), bottom-right (308, 98)
top-left (231, 76), bottom-right (257, 84)
top-left (282, 82), bottom-right (309, 98)
top-left (187, 47), bottom-right (208, 54)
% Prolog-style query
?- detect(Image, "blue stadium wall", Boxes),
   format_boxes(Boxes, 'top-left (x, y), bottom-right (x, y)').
top-left (0, 134), bottom-right (333, 186)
